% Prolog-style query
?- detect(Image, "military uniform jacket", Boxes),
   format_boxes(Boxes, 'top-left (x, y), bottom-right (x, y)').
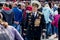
top-left (26, 11), bottom-right (46, 37)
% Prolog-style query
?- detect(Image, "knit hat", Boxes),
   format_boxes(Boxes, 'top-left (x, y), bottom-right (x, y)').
top-left (26, 6), bottom-right (32, 11)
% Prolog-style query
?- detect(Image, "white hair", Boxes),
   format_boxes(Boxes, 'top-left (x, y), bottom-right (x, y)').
top-left (54, 4), bottom-right (58, 8)
top-left (19, 2), bottom-right (25, 6)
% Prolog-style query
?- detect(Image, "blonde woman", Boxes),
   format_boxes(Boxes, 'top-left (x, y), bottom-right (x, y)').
top-left (0, 13), bottom-right (24, 40)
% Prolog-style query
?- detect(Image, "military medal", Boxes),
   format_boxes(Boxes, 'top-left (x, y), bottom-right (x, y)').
top-left (34, 15), bottom-right (41, 27)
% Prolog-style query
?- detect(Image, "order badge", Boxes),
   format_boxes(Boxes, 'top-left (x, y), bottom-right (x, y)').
top-left (34, 19), bottom-right (40, 27)
top-left (34, 16), bottom-right (41, 27)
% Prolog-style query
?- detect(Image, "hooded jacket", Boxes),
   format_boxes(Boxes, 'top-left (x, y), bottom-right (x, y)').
top-left (1, 7), bottom-right (14, 25)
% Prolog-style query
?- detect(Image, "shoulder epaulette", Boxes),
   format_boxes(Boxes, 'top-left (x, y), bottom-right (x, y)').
top-left (38, 11), bottom-right (43, 15)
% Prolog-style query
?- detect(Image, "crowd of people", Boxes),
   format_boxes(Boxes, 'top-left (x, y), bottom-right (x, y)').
top-left (0, 1), bottom-right (59, 40)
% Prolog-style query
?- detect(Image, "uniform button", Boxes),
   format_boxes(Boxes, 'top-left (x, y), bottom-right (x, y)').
top-left (31, 25), bottom-right (32, 26)
top-left (24, 29), bottom-right (27, 31)
top-left (23, 33), bottom-right (26, 35)
top-left (29, 19), bottom-right (31, 21)
top-left (31, 28), bottom-right (32, 30)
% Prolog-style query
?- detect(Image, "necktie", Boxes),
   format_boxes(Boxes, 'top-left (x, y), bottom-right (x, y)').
top-left (32, 12), bottom-right (36, 17)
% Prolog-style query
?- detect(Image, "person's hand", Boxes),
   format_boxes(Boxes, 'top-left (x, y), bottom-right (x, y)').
top-left (43, 29), bottom-right (46, 31)
top-left (14, 21), bottom-right (19, 24)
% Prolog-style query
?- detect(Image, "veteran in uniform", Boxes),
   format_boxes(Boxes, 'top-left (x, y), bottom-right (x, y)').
top-left (26, 1), bottom-right (46, 40)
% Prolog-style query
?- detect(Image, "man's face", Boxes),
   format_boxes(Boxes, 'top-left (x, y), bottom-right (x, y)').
top-left (3, 4), bottom-right (6, 8)
top-left (25, 2), bottom-right (29, 7)
top-left (12, 3), bottom-right (17, 8)
top-left (21, 5), bottom-right (25, 10)
top-left (32, 6), bottom-right (38, 12)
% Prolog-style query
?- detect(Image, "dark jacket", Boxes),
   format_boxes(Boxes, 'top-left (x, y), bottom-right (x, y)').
top-left (1, 9), bottom-right (14, 25)
top-left (58, 8), bottom-right (60, 14)
top-left (26, 11), bottom-right (46, 37)
top-left (58, 18), bottom-right (60, 40)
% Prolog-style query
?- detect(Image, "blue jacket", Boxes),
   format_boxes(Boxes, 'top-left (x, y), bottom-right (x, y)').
top-left (12, 7), bottom-right (22, 22)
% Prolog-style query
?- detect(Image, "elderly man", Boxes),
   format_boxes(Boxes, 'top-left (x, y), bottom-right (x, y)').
top-left (26, 1), bottom-right (46, 40)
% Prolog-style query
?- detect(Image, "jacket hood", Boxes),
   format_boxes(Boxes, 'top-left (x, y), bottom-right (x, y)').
top-left (3, 7), bottom-right (10, 11)
top-left (3, 9), bottom-right (12, 14)
top-left (43, 7), bottom-right (50, 11)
